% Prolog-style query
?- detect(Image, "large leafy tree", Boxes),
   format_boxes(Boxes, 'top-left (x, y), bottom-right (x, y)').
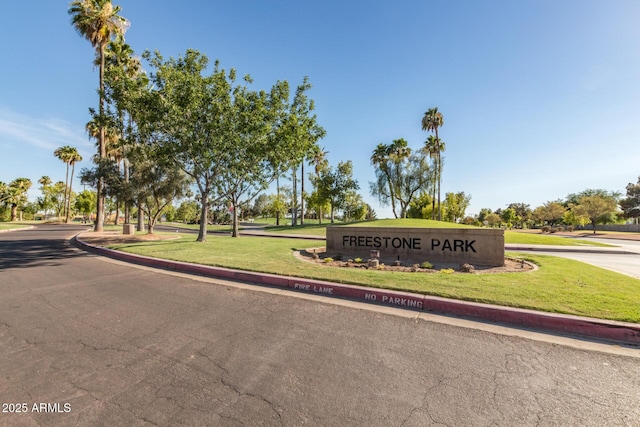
top-left (370, 139), bottom-right (431, 219)
top-left (214, 79), bottom-right (280, 237)
top-left (312, 161), bottom-right (359, 223)
top-left (506, 202), bottom-right (532, 229)
top-left (443, 191), bottom-right (471, 223)
top-left (140, 49), bottom-right (227, 242)
top-left (175, 200), bottom-right (200, 224)
top-left (421, 107), bottom-right (445, 220)
top-left (74, 190), bottom-right (97, 223)
top-left (50, 182), bottom-right (67, 218)
top-left (342, 191), bottom-right (369, 222)
top-left (570, 191), bottom-right (619, 234)
top-left (142, 49), bottom-right (319, 240)
top-left (620, 176), bottom-right (640, 220)
top-left (37, 176), bottom-right (54, 221)
top-left (406, 192), bottom-right (434, 219)
top-left (500, 207), bottom-right (517, 229)
top-left (128, 152), bottom-right (191, 234)
top-left (285, 78), bottom-right (326, 227)
top-left (532, 201), bottom-right (566, 226)
top-left (69, 0), bottom-right (129, 232)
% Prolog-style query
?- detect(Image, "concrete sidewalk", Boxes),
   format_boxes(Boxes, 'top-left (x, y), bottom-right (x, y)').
top-left (73, 234), bottom-right (640, 347)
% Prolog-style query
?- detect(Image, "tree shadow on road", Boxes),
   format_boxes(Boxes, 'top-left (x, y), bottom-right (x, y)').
top-left (0, 226), bottom-right (88, 270)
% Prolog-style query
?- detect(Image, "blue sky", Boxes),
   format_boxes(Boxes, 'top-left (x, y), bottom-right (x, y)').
top-left (2, 1), bottom-right (639, 218)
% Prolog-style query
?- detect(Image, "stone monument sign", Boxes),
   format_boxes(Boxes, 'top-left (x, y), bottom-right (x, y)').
top-left (326, 226), bottom-right (505, 266)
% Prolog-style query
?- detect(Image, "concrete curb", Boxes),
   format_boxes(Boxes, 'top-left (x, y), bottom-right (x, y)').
top-left (73, 235), bottom-right (640, 346)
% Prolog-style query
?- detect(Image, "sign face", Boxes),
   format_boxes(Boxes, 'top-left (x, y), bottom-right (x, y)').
top-left (326, 226), bottom-right (505, 267)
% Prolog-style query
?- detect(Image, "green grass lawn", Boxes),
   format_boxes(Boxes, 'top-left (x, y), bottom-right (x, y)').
top-left (504, 231), bottom-right (612, 247)
top-left (0, 222), bottom-right (36, 230)
top-left (107, 233), bottom-right (640, 323)
top-left (163, 222), bottom-right (233, 232)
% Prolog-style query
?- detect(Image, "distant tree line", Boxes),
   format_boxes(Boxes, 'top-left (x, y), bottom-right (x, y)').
top-left (469, 186), bottom-right (640, 233)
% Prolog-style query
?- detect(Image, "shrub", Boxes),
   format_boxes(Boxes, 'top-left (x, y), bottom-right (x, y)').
top-left (354, 257), bottom-right (363, 264)
top-left (420, 261), bottom-right (434, 269)
top-left (541, 226), bottom-right (551, 233)
top-left (566, 225), bottom-right (574, 232)
top-left (440, 268), bottom-right (455, 274)
top-left (323, 257), bottom-right (333, 263)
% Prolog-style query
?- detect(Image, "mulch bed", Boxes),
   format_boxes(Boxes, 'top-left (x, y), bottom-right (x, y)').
top-left (296, 247), bottom-right (535, 274)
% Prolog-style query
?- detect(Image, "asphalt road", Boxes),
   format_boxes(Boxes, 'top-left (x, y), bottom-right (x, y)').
top-left (1, 225), bottom-right (640, 426)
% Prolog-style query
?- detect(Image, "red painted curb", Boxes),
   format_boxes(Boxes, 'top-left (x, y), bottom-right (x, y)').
top-left (73, 237), bottom-right (640, 346)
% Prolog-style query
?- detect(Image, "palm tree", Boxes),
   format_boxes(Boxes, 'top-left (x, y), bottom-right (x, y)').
top-left (38, 176), bottom-right (53, 220)
top-left (423, 135), bottom-right (445, 220)
top-left (310, 145), bottom-right (329, 176)
top-left (389, 138), bottom-right (411, 161)
top-left (54, 146), bottom-right (73, 221)
top-left (69, 0), bottom-right (129, 232)
top-left (371, 143), bottom-right (398, 218)
top-left (307, 145), bottom-right (329, 223)
top-left (5, 178), bottom-right (32, 221)
top-left (421, 107), bottom-right (445, 220)
top-left (65, 148), bottom-right (83, 223)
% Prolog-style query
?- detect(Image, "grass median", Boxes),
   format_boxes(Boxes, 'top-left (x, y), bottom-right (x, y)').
top-left (105, 233), bottom-right (640, 323)
top-left (0, 222), bottom-right (36, 230)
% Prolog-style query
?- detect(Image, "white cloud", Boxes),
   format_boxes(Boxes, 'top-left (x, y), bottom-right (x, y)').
top-left (0, 107), bottom-right (90, 153)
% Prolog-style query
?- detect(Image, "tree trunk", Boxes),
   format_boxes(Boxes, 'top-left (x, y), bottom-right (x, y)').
top-left (301, 163), bottom-right (305, 225)
top-left (147, 214), bottom-right (155, 234)
top-left (137, 201), bottom-right (145, 232)
top-left (11, 204), bottom-right (17, 222)
top-left (66, 163), bottom-right (75, 224)
top-left (275, 176), bottom-right (280, 226)
top-left (95, 179), bottom-right (105, 231)
top-left (63, 162), bottom-right (70, 222)
top-left (291, 167), bottom-right (297, 226)
top-left (95, 46), bottom-right (106, 232)
top-left (231, 201), bottom-right (240, 238)
top-left (124, 158), bottom-right (131, 224)
top-left (197, 193), bottom-right (208, 242)
top-left (437, 154), bottom-right (442, 221)
top-left (383, 170), bottom-right (398, 219)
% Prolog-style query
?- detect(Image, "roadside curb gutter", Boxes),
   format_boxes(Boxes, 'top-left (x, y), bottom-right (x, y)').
top-left (73, 235), bottom-right (640, 347)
